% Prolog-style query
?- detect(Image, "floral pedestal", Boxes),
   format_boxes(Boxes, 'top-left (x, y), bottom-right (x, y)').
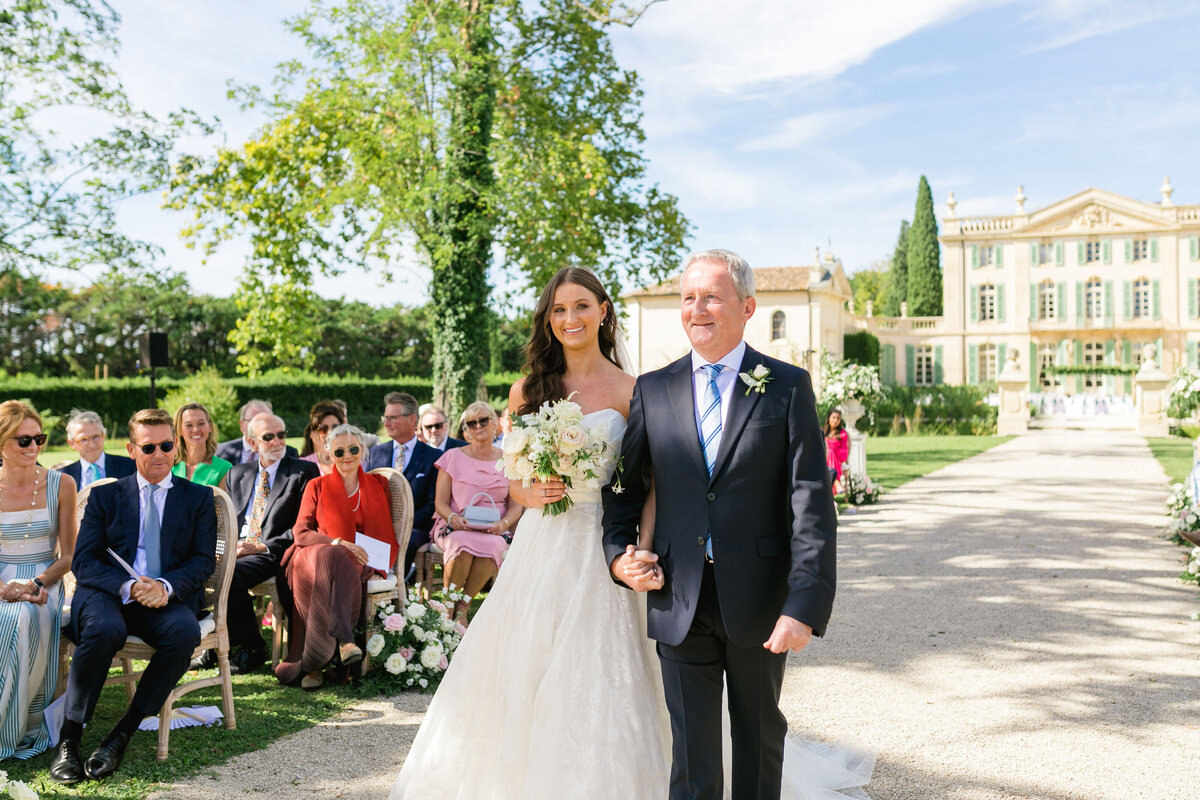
top-left (841, 399), bottom-right (869, 482)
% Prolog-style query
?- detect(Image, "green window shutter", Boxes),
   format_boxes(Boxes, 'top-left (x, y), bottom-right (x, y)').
top-left (1029, 343), bottom-right (1038, 392)
top-left (1190, 278), bottom-right (1197, 319)
top-left (905, 344), bottom-right (915, 386)
top-left (1103, 339), bottom-right (1115, 392)
top-left (969, 286), bottom-right (978, 323)
top-left (1122, 340), bottom-right (1132, 364)
top-left (1153, 279), bottom-right (1161, 319)
top-left (1029, 285), bottom-right (1037, 322)
top-left (1055, 242), bottom-right (1064, 266)
top-left (882, 344), bottom-right (895, 385)
top-left (1030, 243), bottom-right (1039, 265)
top-left (995, 245), bottom-right (1003, 268)
top-left (1191, 235), bottom-right (1198, 261)
top-left (970, 246), bottom-right (978, 268)
top-left (1123, 281), bottom-right (1132, 319)
top-left (1077, 242), bottom-right (1085, 265)
top-left (1124, 239), bottom-right (1132, 262)
top-left (1073, 342), bottom-right (1083, 393)
top-left (934, 345), bottom-right (944, 385)
top-left (1057, 282), bottom-right (1067, 321)
top-left (1057, 340), bottom-right (1068, 366)
top-left (997, 283), bottom-right (1006, 323)
top-left (1102, 240), bottom-right (1111, 264)
top-left (1151, 237), bottom-right (1159, 262)
top-left (998, 343), bottom-right (1007, 370)
top-left (1188, 340), bottom-right (1197, 368)
top-left (968, 343), bottom-right (978, 384)
top-left (1103, 281), bottom-right (1114, 327)
top-left (1075, 281), bottom-right (1084, 326)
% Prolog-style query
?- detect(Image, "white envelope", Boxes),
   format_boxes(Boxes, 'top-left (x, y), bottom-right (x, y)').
top-left (356, 533), bottom-right (392, 572)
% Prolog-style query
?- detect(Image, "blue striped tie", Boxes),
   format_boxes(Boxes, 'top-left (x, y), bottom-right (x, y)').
top-left (143, 484), bottom-right (162, 578)
top-left (699, 364), bottom-right (722, 560)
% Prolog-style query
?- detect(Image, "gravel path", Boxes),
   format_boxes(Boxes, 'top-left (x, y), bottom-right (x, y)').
top-left (158, 430), bottom-right (1200, 799)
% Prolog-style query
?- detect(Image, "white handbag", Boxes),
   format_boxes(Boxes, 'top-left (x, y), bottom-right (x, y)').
top-left (461, 492), bottom-right (501, 529)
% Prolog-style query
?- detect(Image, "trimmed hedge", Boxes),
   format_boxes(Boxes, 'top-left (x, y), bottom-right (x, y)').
top-left (843, 331), bottom-right (880, 368)
top-left (863, 384), bottom-right (997, 436)
top-left (1, 373), bottom-right (522, 437)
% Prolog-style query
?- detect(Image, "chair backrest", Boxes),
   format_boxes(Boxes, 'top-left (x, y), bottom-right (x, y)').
top-left (368, 467), bottom-right (414, 577)
top-left (205, 487), bottom-right (239, 621)
top-left (50, 459), bottom-right (74, 472)
top-left (75, 477), bottom-right (117, 528)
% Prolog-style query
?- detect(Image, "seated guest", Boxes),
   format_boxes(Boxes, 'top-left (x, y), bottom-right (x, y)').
top-left (215, 400), bottom-right (296, 465)
top-left (300, 401), bottom-right (346, 477)
top-left (330, 399), bottom-right (378, 448)
top-left (0, 401), bottom-right (77, 761)
top-left (419, 404), bottom-right (466, 453)
top-left (276, 425), bottom-right (396, 690)
top-left (57, 409), bottom-right (136, 488)
top-left (430, 402), bottom-right (522, 625)
top-left (50, 409), bottom-right (217, 784)
top-left (172, 402), bottom-right (231, 492)
top-left (212, 412), bottom-right (319, 675)
top-left (366, 392), bottom-right (438, 577)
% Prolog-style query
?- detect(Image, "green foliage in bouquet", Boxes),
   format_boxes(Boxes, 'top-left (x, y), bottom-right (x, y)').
top-left (361, 587), bottom-right (467, 693)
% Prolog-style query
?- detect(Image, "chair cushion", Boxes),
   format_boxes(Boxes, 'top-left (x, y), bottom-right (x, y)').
top-left (367, 573), bottom-right (397, 594)
top-left (123, 616), bottom-right (217, 648)
top-left (429, 542), bottom-right (443, 555)
top-left (61, 605), bottom-right (71, 627)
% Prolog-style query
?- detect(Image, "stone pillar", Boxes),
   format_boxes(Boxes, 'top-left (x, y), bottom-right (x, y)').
top-left (1135, 344), bottom-right (1170, 437)
top-left (840, 399), bottom-right (869, 479)
top-left (996, 350), bottom-right (1029, 436)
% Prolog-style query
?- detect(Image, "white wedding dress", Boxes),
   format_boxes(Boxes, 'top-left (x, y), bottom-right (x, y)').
top-left (389, 409), bottom-right (872, 800)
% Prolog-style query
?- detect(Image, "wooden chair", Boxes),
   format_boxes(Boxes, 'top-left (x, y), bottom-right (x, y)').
top-left (249, 577), bottom-right (286, 667)
top-left (361, 467), bottom-right (413, 672)
top-left (413, 542), bottom-right (445, 599)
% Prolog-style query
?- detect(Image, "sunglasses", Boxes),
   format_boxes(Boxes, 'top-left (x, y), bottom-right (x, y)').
top-left (332, 446), bottom-right (361, 458)
top-left (463, 416), bottom-right (493, 430)
top-left (14, 434), bottom-right (48, 448)
top-left (134, 441), bottom-right (176, 455)
top-left (257, 431), bottom-right (286, 442)
top-left (422, 421), bottom-right (446, 432)
top-left (313, 424), bottom-right (334, 434)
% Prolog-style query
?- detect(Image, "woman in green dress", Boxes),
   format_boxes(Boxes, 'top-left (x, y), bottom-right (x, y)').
top-left (172, 402), bottom-right (231, 491)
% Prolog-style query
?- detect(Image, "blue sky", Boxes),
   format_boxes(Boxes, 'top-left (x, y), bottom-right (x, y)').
top-left (92, 0), bottom-right (1200, 305)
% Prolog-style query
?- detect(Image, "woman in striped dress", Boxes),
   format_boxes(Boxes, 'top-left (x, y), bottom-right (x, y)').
top-left (0, 401), bottom-right (76, 760)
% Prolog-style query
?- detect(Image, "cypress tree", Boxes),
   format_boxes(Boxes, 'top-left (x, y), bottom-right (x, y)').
top-left (906, 175), bottom-right (943, 316)
top-left (882, 220), bottom-right (909, 316)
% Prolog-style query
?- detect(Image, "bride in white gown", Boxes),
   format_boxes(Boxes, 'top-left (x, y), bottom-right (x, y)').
top-left (390, 268), bottom-right (872, 800)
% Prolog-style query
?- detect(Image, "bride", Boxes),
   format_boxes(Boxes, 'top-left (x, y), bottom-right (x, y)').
top-left (389, 267), bottom-right (871, 799)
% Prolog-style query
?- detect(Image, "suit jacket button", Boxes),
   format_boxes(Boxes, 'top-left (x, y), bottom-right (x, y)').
top-left (696, 536), bottom-right (705, 546)
top-left (706, 492), bottom-right (716, 501)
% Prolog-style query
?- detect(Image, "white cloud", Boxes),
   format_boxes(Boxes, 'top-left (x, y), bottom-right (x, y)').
top-left (739, 105), bottom-right (896, 153)
top-left (1021, 0), bottom-right (1187, 52)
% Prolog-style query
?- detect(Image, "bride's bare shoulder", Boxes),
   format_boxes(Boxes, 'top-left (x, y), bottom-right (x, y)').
top-left (508, 377), bottom-right (527, 414)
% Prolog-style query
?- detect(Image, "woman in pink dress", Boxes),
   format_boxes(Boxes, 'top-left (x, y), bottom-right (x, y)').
top-left (824, 408), bottom-right (850, 495)
top-left (430, 401), bottom-right (524, 625)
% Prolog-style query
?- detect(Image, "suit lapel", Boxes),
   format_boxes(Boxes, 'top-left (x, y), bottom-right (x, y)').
top-left (120, 477), bottom-right (141, 556)
top-left (665, 356), bottom-right (709, 478)
top-left (709, 347), bottom-right (764, 484)
top-left (262, 460), bottom-right (292, 519)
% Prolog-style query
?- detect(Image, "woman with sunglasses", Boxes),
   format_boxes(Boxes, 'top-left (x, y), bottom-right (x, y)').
top-left (277, 424), bottom-right (395, 690)
top-left (0, 400), bottom-right (77, 760)
top-left (429, 401), bottom-right (524, 626)
top-left (300, 401), bottom-right (346, 477)
top-left (170, 403), bottom-right (231, 492)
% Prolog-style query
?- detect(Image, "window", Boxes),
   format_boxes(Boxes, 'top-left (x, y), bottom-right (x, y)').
top-left (1085, 278), bottom-right (1103, 320)
top-left (978, 344), bottom-right (997, 383)
top-left (771, 310), bottom-right (786, 340)
top-left (1037, 280), bottom-right (1056, 320)
top-left (1038, 345), bottom-right (1058, 389)
top-left (1038, 243), bottom-right (1055, 265)
top-left (1133, 277), bottom-right (1151, 319)
top-left (978, 283), bottom-right (997, 322)
top-left (978, 246), bottom-right (994, 267)
top-left (914, 345), bottom-right (934, 387)
top-left (1130, 239), bottom-right (1148, 262)
top-left (1085, 241), bottom-right (1102, 263)
top-left (1083, 341), bottom-right (1104, 389)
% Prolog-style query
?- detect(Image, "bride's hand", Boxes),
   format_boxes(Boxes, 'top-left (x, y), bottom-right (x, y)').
top-left (512, 477), bottom-right (567, 509)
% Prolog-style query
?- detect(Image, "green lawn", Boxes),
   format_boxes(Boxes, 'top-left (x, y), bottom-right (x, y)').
top-left (1147, 435), bottom-right (1195, 484)
top-left (865, 435), bottom-right (1013, 491)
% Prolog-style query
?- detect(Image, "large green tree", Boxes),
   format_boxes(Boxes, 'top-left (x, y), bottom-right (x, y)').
top-left (882, 220), bottom-right (908, 316)
top-left (848, 260), bottom-right (889, 316)
top-left (168, 0), bottom-right (688, 416)
top-left (905, 175), bottom-right (942, 316)
top-left (0, 1), bottom-right (206, 276)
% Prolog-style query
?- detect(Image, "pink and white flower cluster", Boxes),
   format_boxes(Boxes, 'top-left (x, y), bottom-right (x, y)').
top-left (366, 586), bottom-right (466, 692)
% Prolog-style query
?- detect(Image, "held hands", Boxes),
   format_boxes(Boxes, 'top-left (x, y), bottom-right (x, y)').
top-left (130, 577), bottom-right (169, 608)
top-left (2, 580), bottom-right (42, 603)
top-left (763, 614), bottom-right (812, 654)
top-left (610, 545), bottom-right (665, 592)
top-left (236, 540), bottom-right (269, 558)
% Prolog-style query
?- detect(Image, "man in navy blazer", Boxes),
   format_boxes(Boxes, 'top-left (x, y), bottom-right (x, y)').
top-left (51, 409), bottom-right (217, 785)
top-left (56, 409), bottom-right (136, 489)
top-left (366, 391), bottom-right (439, 574)
top-left (215, 399), bottom-right (297, 465)
top-left (419, 405), bottom-right (466, 452)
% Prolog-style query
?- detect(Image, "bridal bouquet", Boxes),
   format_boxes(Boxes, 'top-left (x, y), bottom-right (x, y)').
top-left (498, 395), bottom-right (614, 516)
top-left (365, 587), bottom-right (466, 692)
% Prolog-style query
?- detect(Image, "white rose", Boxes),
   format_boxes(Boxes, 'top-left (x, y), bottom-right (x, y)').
top-left (420, 644), bottom-right (444, 669)
top-left (384, 652), bottom-right (408, 674)
top-left (502, 426), bottom-right (530, 454)
top-left (405, 603), bottom-right (427, 621)
top-left (411, 626), bottom-right (426, 642)
top-left (366, 634), bottom-right (385, 657)
top-left (557, 424), bottom-right (587, 453)
top-left (1190, 561), bottom-right (1200, 575)
top-left (751, 364), bottom-right (770, 379)
top-left (419, 678), bottom-right (429, 688)
top-left (440, 617), bottom-right (456, 632)
top-left (511, 457), bottom-right (536, 482)
top-left (7, 780), bottom-right (37, 800)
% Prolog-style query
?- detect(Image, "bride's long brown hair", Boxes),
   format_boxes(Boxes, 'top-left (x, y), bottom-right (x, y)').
top-left (517, 267), bottom-right (623, 416)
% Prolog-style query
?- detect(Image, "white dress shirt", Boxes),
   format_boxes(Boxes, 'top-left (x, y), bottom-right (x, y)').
top-left (79, 453), bottom-right (106, 482)
top-left (241, 456), bottom-right (283, 536)
top-left (121, 472), bottom-right (174, 603)
top-left (690, 340), bottom-right (747, 435)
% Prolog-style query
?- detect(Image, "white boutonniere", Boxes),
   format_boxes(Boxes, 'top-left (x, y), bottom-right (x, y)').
top-left (738, 363), bottom-right (772, 395)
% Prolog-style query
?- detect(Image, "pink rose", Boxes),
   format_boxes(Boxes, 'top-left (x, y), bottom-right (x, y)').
top-left (428, 599), bottom-right (447, 614)
top-left (400, 646), bottom-right (416, 660)
top-left (456, 623), bottom-right (467, 637)
top-left (383, 613), bottom-right (407, 632)
top-left (438, 655), bottom-right (449, 670)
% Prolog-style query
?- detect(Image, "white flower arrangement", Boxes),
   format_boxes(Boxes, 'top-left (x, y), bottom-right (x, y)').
top-left (819, 351), bottom-right (884, 409)
top-left (0, 771), bottom-right (38, 800)
top-left (738, 363), bottom-right (772, 395)
top-left (1168, 366), bottom-right (1200, 418)
top-left (366, 586), bottom-right (466, 692)
top-left (842, 471), bottom-right (880, 506)
top-left (497, 394), bottom-right (616, 515)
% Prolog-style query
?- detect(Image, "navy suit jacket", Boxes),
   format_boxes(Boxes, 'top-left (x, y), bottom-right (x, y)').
top-left (71, 474), bottom-right (218, 623)
top-left (57, 452), bottom-right (137, 490)
top-left (602, 346), bottom-right (837, 648)
top-left (216, 438), bottom-right (298, 465)
top-left (226, 455), bottom-right (320, 562)
top-left (367, 438), bottom-right (439, 533)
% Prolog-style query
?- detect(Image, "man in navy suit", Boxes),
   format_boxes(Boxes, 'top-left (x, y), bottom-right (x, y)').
top-left (419, 405), bottom-right (466, 452)
top-left (56, 409), bottom-right (136, 489)
top-left (215, 399), bottom-right (297, 465)
top-left (366, 391), bottom-right (439, 575)
top-left (50, 409), bottom-right (217, 785)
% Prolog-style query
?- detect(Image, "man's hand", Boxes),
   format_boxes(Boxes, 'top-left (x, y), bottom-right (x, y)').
top-left (611, 545), bottom-right (663, 592)
top-left (763, 614), bottom-right (812, 654)
top-left (130, 577), bottom-right (169, 608)
top-left (237, 540), bottom-right (269, 558)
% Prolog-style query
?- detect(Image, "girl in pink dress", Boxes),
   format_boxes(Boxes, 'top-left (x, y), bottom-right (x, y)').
top-left (824, 409), bottom-right (850, 495)
top-left (430, 401), bottom-right (524, 624)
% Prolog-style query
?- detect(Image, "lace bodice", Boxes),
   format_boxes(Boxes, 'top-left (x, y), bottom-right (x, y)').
top-left (568, 408), bottom-right (627, 504)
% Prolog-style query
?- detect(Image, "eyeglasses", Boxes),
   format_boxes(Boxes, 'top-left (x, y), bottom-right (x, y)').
top-left (463, 417), bottom-right (493, 430)
top-left (381, 415), bottom-right (412, 424)
top-left (71, 434), bottom-right (104, 445)
top-left (134, 441), bottom-right (176, 455)
top-left (422, 421), bottom-right (446, 432)
top-left (332, 446), bottom-right (361, 458)
top-left (257, 431), bottom-right (286, 442)
top-left (14, 434), bottom-right (48, 448)
top-left (313, 424), bottom-right (334, 434)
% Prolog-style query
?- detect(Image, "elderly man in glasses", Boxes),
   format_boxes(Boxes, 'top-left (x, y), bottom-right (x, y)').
top-left (418, 404), bottom-right (466, 452)
top-left (215, 399), bottom-right (298, 465)
top-left (52, 408), bottom-right (217, 785)
top-left (56, 409), bottom-right (136, 489)
top-left (203, 412), bottom-right (319, 676)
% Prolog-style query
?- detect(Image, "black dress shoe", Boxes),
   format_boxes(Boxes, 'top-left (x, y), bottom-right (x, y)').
top-left (189, 648), bottom-right (216, 671)
top-left (49, 737), bottom-right (86, 785)
top-left (230, 646), bottom-right (267, 675)
top-left (84, 729), bottom-right (133, 780)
